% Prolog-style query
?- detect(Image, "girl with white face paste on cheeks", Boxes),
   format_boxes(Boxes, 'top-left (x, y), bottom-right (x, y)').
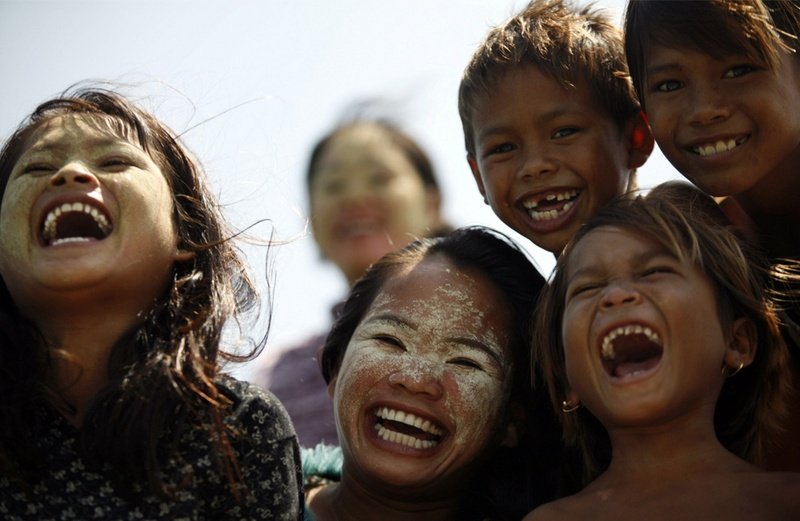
top-left (302, 226), bottom-right (564, 521)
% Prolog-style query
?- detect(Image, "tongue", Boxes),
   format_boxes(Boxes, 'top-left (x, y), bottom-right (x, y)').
top-left (613, 357), bottom-right (660, 378)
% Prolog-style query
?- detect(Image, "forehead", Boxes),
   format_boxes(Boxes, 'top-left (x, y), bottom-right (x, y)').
top-left (367, 254), bottom-right (510, 333)
top-left (566, 225), bottom-right (668, 273)
top-left (471, 65), bottom-right (610, 133)
top-left (22, 114), bottom-right (141, 154)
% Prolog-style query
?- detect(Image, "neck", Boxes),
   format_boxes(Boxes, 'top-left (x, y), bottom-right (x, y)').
top-left (23, 294), bottom-right (152, 426)
top-left (598, 416), bottom-right (752, 488)
top-left (312, 478), bottom-right (462, 521)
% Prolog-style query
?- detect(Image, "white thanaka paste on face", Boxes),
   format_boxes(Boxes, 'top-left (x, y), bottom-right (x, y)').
top-left (333, 255), bottom-right (513, 475)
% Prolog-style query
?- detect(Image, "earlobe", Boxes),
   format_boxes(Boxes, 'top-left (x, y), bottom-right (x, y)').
top-left (500, 403), bottom-right (525, 448)
top-left (626, 111), bottom-right (655, 169)
top-left (724, 317), bottom-right (757, 370)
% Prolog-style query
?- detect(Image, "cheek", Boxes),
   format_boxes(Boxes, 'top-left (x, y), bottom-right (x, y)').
top-left (334, 347), bottom-right (400, 422)
top-left (444, 369), bottom-right (508, 446)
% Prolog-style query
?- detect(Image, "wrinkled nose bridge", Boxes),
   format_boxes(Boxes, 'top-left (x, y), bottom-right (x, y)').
top-left (600, 279), bottom-right (640, 308)
top-left (50, 161), bottom-right (98, 188)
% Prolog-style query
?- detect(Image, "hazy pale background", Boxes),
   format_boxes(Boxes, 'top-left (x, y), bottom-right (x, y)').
top-left (0, 0), bottom-right (680, 379)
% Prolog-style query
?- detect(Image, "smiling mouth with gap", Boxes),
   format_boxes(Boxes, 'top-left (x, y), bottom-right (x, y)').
top-left (41, 202), bottom-right (113, 246)
top-left (373, 406), bottom-right (444, 449)
top-left (601, 325), bottom-right (663, 379)
top-left (523, 190), bottom-right (579, 222)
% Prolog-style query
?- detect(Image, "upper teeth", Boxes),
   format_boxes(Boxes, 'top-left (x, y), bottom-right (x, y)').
top-left (693, 139), bottom-right (739, 157)
top-left (42, 202), bottom-right (111, 243)
top-left (523, 190), bottom-right (578, 221)
top-left (376, 407), bottom-right (444, 436)
top-left (601, 324), bottom-right (661, 360)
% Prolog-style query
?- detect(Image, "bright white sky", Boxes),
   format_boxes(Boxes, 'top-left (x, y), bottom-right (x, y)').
top-left (0, 0), bottom-right (680, 379)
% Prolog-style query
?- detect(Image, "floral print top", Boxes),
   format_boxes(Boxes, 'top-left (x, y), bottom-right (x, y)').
top-left (0, 376), bottom-right (303, 520)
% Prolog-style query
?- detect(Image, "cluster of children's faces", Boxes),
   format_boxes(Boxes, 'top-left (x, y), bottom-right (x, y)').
top-left (1, 0), bottom-right (799, 519)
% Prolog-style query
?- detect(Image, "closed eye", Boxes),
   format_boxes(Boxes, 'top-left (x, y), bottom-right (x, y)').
top-left (100, 157), bottom-right (136, 170)
top-left (641, 266), bottom-right (675, 277)
top-left (372, 334), bottom-right (405, 350)
top-left (568, 282), bottom-right (601, 299)
top-left (21, 163), bottom-right (54, 174)
top-left (448, 357), bottom-right (483, 370)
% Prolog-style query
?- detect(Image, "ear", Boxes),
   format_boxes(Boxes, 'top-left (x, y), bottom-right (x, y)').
top-left (724, 317), bottom-right (758, 370)
top-left (625, 111), bottom-right (654, 169)
top-left (327, 374), bottom-right (338, 400)
top-left (500, 403), bottom-right (525, 448)
top-left (174, 249), bottom-right (195, 262)
top-left (467, 155), bottom-right (488, 203)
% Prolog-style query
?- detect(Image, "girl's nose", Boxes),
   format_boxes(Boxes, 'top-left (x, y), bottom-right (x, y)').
top-left (600, 282), bottom-right (641, 309)
top-left (688, 85), bottom-right (731, 126)
top-left (49, 162), bottom-right (100, 189)
top-left (387, 367), bottom-right (444, 400)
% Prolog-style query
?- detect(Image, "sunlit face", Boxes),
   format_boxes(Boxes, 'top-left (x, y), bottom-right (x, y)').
top-left (310, 124), bottom-right (439, 285)
top-left (561, 226), bottom-right (728, 430)
top-left (0, 114), bottom-right (183, 319)
top-left (643, 44), bottom-right (800, 211)
top-left (469, 65), bottom-right (641, 255)
top-left (331, 254), bottom-right (514, 495)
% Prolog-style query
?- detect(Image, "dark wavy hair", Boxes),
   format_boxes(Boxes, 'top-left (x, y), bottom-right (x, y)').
top-left (534, 182), bottom-right (792, 486)
top-left (319, 226), bottom-right (566, 520)
top-left (0, 87), bottom-right (264, 498)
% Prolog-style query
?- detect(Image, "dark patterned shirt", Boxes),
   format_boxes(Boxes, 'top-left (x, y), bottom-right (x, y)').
top-left (0, 376), bottom-right (303, 520)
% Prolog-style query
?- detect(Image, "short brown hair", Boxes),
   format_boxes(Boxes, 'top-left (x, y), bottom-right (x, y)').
top-left (458, 0), bottom-right (641, 159)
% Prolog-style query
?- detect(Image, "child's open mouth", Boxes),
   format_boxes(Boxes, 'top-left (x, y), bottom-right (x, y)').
top-left (40, 201), bottom-right (113, 247)
top-left (523, 189), bottom-right (579, 222)
top-left (373, 406), bottom-right (445, 450)
top-left (600, 324), bottom-right (663, 380)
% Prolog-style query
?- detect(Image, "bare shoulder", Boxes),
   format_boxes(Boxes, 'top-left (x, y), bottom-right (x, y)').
top-left (522, 495), bottom-right (587, 521)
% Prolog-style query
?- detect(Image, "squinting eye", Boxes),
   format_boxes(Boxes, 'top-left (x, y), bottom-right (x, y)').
top-left (552, 127), bottom-right (578, 139)
top-left (21, 163), bottom-right (53, 174)
top-left (448, 358), bottom-right (483, 371)
top-left (373, 334), bottom-right (404, 350)
top-left (642, 266), bottom-right (674, 277)
top-left (724, 65), bottom-right (756, 78)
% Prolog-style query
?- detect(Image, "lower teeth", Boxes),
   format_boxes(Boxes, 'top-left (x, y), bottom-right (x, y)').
top-left (374, 423), bottom-right (437, 449)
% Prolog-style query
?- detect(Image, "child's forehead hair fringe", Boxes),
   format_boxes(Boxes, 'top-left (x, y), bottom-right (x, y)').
top-left (626, 0), bottom-right (800, 108)
top-left (458, 0), bottom-right (640, 157)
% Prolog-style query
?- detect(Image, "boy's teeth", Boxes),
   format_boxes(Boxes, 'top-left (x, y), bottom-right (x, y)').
top-left (374, 424), bottom-right (438, 449)
top-left (600, 324), bottom-right (661, 360)
top-left (694, 139), bottom-right (739, 157)
top-left (529, 201), bottom-right (574, 221)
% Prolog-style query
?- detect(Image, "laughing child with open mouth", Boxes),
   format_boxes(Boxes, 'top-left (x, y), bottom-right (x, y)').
top-left (526, 182), bottom-right (800, 520)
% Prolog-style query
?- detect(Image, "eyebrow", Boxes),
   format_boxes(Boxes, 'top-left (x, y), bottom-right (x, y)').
top-left (361, 313), bottom-right (418, 330)
top-left (476, 106), bottom-right (578, 142)
top-left (645, 62), bottom-right (681, 78)
top-left (446, 336), bottom-right (504, 366)
top-left (23, 136), bottom-right (133, 157)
